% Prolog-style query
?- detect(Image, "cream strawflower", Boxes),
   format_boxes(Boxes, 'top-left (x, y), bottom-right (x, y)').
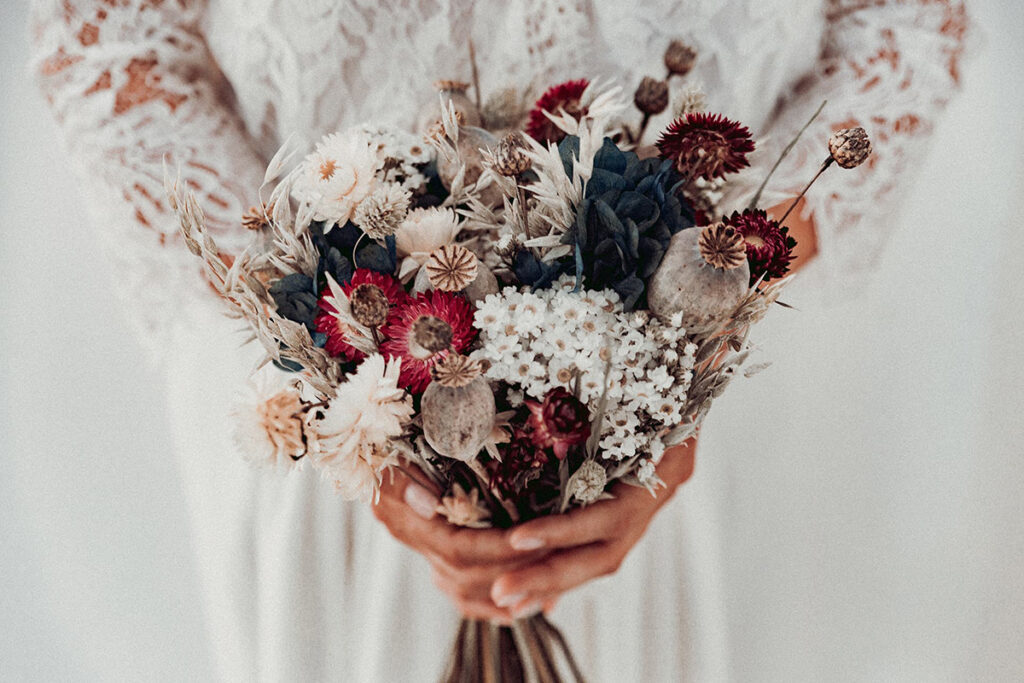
top-left (295, 130), bottom-right (382, 228)
top-left (393, 207), bottom-right (462, 281)
top-left (232, 382), bottom-right (311, 469)
top-left (307, 354), bottom-right (414, 501)
top-left (436, 483), bottom-right (492, 529)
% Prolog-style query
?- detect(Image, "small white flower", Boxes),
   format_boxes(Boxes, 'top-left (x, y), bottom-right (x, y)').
top-left (437, 484), bottom-right (492, 528)
top-left (394, 207), bottom-right (462, 280)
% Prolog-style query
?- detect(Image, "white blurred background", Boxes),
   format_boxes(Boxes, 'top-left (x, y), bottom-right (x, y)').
top-left (1, 0), bottom-right (1021, 681)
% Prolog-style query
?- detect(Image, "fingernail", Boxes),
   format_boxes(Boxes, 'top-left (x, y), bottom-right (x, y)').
top-left (513, 601), bottom-right (542, 619)
top-left (494, 592), bottom-right (526, 608)
top-left (404, 483), bottom-right (438, 519)
top-left (510, 536), bottom-right (545, 551)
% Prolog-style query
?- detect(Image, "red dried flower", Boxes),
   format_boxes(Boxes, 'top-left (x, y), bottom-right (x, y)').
top-left (526, 79), bottom-right (589, 143)
top-left (525, 387), bottom-right (591, 460)
top-left (315, 269), bottom-right (408, 361)
top-left (724, 209), bottom-right (798, 284)
top-left (378, 290), bottom-right (476, 393)
top-left (488, 428), bottom-right (549, 494)
top-left (656, 113), bottom-right (755, 180)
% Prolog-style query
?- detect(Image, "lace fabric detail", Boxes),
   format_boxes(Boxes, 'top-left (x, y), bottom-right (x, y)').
top-left (30, 0), bottom-right (970, 358)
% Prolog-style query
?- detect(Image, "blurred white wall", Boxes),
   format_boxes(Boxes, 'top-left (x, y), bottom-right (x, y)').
top-left (1, 0), bottom-right (1021, 681)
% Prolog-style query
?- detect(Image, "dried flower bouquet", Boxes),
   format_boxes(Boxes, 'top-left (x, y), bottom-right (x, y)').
top-left (169, 40), bottom-right (869, 683)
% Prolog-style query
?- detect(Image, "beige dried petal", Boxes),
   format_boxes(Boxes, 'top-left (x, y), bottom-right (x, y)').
top-left (425, 244), bottom-right (479, 291)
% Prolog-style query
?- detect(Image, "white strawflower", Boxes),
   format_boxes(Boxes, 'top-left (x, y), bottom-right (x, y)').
top-left (232, 382), bottom-right (311, 468)
top-left (307, 355), bottom-right (414, 502)
top-left (394, 207), bottom-right (462, 281)
top-left (567, 460), bottom-right (609, 505)
top-left (437, 483), bottom-right (492, 529)
top-left (294, 130), bottom-right (382, 228)
top-left (354, 184), bottom-right (411, 239)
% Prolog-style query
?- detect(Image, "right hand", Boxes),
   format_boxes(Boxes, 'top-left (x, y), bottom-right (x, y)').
top-left (372, 469), bottom-right (551, 623)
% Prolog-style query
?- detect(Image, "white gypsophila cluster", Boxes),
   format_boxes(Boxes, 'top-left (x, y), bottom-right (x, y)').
top-left (354, 123), bottom-right (433, 192)
top-left (471, 275), bottom-right (697, 462)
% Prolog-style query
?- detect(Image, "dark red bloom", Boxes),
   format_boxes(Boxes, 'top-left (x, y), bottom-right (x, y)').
top-left (525, 387), bottom-right (591, 459)
top-left (724, 209), bottom-right (798, 284)
top-left (488, 428), bottom-right (549, 494)
top-left (315, 269), bottom-right (408, 361)
top-left (526, 79), bottom-right (589, 143)
top-left (378, 290), bottom-right (476, 393)
top-left (656, 113), bottom-right (755, 180)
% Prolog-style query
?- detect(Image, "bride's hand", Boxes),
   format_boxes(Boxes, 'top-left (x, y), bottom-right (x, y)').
top-left (374, 439), bottom-right (696, 622)
top-left (490, 440), bottom-right (696, 618)
top-left (373, 469), bottom-right (545, 623)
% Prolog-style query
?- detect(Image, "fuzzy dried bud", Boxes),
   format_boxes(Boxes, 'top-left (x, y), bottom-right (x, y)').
top-left (354, 185), bottom-right (411, 239)
top-left (634, 77), bottom-right (669, 115)
top-left (828, 127), bottom-right (872, 169)
top-left (431, 354), bottom-right (483, 388)
top-left (349, 283), bottom-right (391, 327)
top-left (664, 40), bottom-right (697, 76)
top-left (242, 202), bottom-right (274, 231)
top-left (494, 131), bottom-right (532, 176)
top-left (412, 315), bottom-right (453, 355)
top-left (698, 222), bottom-right (747, 270)
top-left (425, 244), bottom-right (479, 291)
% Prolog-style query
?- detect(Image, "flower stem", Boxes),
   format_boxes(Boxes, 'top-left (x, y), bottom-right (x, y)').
top-left (468, 39), bottom-right (485, 128)
top-left (634, 112), bottom-right (651, 146)
top-left (777, 157), bottom-right (834, 225)
top-left (748, 99), bottom-right (827, 210)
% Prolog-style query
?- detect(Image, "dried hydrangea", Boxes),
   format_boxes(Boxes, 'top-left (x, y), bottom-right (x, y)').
top-left (471, 275), bottom-right (697, 462)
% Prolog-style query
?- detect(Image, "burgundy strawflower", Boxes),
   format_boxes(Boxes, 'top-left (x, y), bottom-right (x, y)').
top-left (525, 387), bottom-right (591, 459)
top-left (724, 209), bottom-right (798, 284)
top-left (378, 290), bottom-right (476, 393)
top-left (315, 269), bottom-right (408, 361)
top-left (488, 428), bottom-right (549, 494)
top-left (656, 113), bottom-right (755, 180)
top-left (526, 79), bottom-right (589, 143)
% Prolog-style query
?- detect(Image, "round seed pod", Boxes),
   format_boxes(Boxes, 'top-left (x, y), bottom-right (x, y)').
top-left (420, 80), bottom-right (482, 133)
top-left (421, 355), bottom-right (496, 462)
top-left (647, 223), bottom-right (750, 335)
top-left (462, 261), bottom-right (499, 305)
top-left (437, 126), bottom-right (503, 208)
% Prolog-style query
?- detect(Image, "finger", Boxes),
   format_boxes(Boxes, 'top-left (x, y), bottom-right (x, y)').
top-left (432, 569), bottom-right (514, 624)
top-left (491, 542), bottom-right (625, 604)
top-left (506, 491), bottom-right (647, 552)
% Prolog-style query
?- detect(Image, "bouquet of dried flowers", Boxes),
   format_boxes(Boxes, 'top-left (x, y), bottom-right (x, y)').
top-left (168, 40), bottom-right (869, 683)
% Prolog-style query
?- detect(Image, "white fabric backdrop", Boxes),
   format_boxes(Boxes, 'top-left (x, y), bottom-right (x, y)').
top-left (1, 0), bottom-right (1021, 680)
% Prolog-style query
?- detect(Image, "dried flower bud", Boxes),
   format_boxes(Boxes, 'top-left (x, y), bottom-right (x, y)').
top-left (664, 40), bottom-right (697, 77)
top-left (411, 315), bottom-right (453, 357)
top-left (425, 244), bottom-right (479, 291)
top-left (634, 77), bottom-right (669, 115)
top-left (698, 222), bottom-right (747, 270)
top-left (349, 283), bottom-right (390, 327)
top-left (828, 127), bottom-right (872, 169)
top-left (493, 131), bottom-right (532, 176)
top-left (242, 202), bottom-right (274, 231)
top-left (431, 354), bottom-right (483, 388)
top-left (526, 387), bottom-right (591, 460)
top-left (567, 460), bottom-right (608, 504)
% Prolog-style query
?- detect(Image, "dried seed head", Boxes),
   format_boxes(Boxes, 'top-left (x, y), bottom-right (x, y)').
top-left (412, 315), bottom-right (453, 355)
top-left (242, 202), bottom-right (274, 231)
top-left (482, 87), bottom-right (525, 130)
top-left (349, 283), bottom-right (391, 327)
top-left (354, 185), bottom-right (411, 239)
top-left (828, 127), bottom-right (872, 169)
top-left (493, 131), bottom-right (532, 176)
top-left (425, 244), bottom-right (479, 291)
top-left (434, 80), bottom-right (471, 93)
top-left (664, 40), bottom-right (697, 77)
top-left (431, 354), bottom-right (483, 388)
top-left (634, 77), bottom-right (669, 115)
top-left (698, 222), bottom-right (747, 270)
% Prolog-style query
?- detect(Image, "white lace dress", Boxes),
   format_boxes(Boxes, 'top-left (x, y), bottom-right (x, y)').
top-left (30, 1), bottom-right (968, 680)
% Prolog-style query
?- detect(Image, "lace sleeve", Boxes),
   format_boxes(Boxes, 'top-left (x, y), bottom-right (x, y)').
top-left (761, 0), bottom-right (970, 289)
top-left (30, 0), bottom-right (265, 360)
